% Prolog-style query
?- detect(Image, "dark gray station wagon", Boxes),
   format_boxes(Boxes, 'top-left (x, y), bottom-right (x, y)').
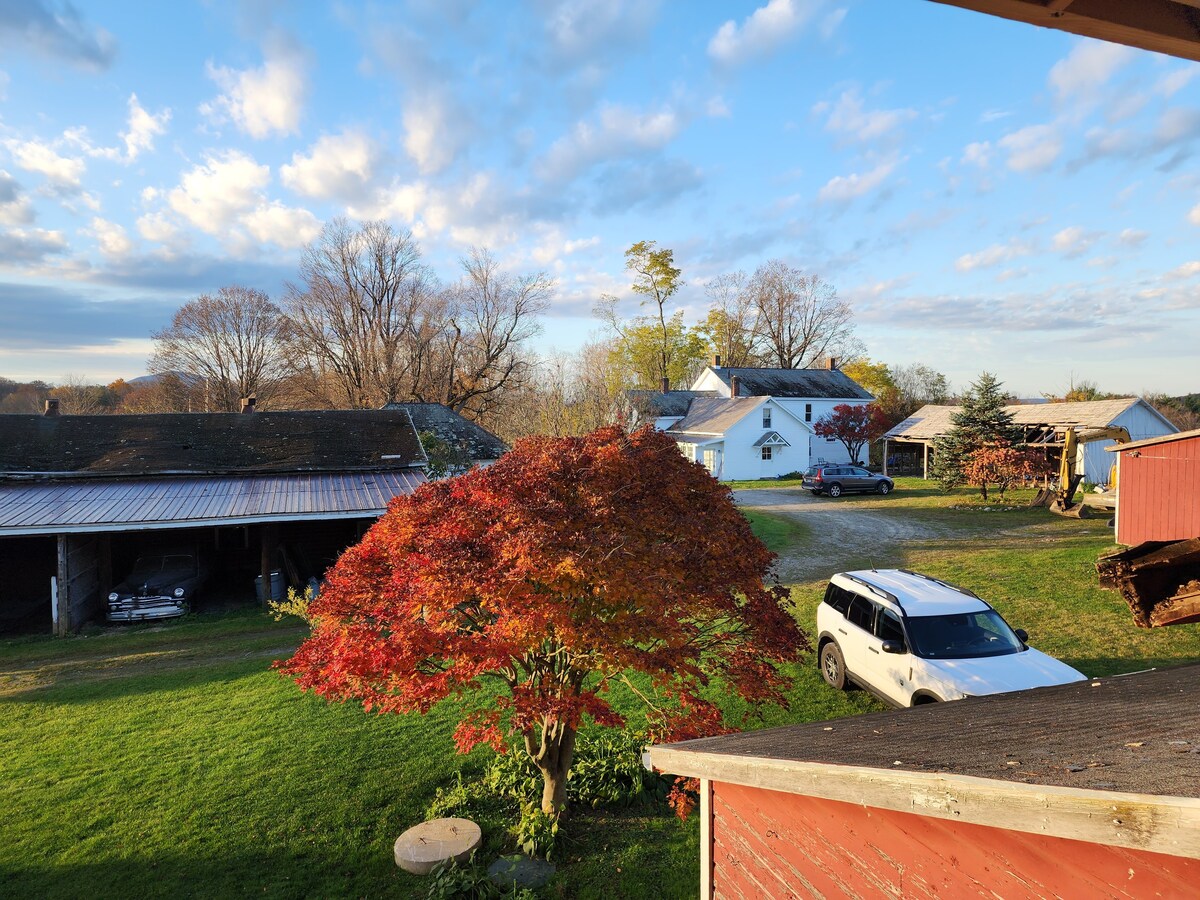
top-left (802, 464), bottom-right (893, 497)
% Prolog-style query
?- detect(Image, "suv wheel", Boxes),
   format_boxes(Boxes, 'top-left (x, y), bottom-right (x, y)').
top-left (826, 483), bottom-right (843, 498)
top-left (820, 642), bottom-right (848, 690)
top-left (876, 481), bottom-right (891, 495)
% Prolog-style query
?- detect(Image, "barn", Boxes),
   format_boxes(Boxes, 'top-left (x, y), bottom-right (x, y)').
top-left (1109, 428), bottom-right (1200, 547)
top-left (0, 405), bottom-right (426, 636)
top-left (882, 399), bottom-right (1177, 482)
top-left (649, 666), bottom-right (1200, 898)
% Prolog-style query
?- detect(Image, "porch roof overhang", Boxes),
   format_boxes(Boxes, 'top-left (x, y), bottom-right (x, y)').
top-left (930, 0), bottom-right (1200, 64)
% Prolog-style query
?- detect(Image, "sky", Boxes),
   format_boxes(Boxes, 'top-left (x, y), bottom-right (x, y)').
top-left (1, 0), bottom-right (1199, 397)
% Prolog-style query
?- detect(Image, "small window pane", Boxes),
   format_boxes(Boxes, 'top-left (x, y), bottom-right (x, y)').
top-left (876, 610), bottom-right (905, 647)
top-left (763, 408), bottom-right (772, 428)
top-left (847, 596), bottom-right (873, 631)
top-left (761, 446), bottom-right (772, 460)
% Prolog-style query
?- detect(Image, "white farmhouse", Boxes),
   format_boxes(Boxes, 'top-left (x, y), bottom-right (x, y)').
top-left (636, 361), bottom-right (874, 481)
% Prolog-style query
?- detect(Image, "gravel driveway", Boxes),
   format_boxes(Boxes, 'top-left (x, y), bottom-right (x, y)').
top-left (733, 488), bottom-right (975, 582)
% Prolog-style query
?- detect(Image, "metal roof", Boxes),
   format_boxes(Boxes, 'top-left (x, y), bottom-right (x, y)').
top-left (884, 398), bottom-right (1153, 442)
top-left (1109, 426), bottom-right (1200, 452)
top-left (625, 389), bottom-right (718, 419)
top-left (0, 470), bottom-right (425, 536)
top-left (667, 397), bottom-right (765, 436)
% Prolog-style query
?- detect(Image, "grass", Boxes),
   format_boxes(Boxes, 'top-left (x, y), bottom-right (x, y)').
top-left (3, 486), bottom-right (1199, 898)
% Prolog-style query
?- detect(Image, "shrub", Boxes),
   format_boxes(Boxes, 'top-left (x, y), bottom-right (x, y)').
top-left (512, 802), bottom-right (560, 861)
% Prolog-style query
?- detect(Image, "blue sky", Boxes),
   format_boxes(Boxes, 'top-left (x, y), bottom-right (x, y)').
top-left (1, 0), bottom-right (1198, 396)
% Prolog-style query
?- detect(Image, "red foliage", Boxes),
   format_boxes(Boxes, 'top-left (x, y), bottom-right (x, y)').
top-left (278, 426), bottom-right (808, 809)
top-left (812, 403), bottom-right (889, 464)
top-left (963, 439), bottom-right (1050, 501)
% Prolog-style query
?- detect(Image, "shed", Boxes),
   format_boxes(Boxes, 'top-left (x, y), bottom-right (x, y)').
top-left (650, 665), bottom-right (1200, 898)
top-left (882, 398), bottom-right (1177, 480)
top-left (0, 409), bottom-right (426, 635)
top-left (1109, 428), bottom-right (1200, 547)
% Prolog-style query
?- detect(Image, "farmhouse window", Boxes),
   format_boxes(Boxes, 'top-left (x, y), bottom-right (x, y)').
top-left (763, 407), bottom-right (772, 428)
top-left (761, 446), bottom-right (773, 461)
top-left (805, 403), bottom-right (813, 422)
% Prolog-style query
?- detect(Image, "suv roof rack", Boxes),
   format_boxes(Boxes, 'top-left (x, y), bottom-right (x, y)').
top-left (841, 573), bottom-right (901, 608)
top-left (896, 568), bottom-right (980, 599)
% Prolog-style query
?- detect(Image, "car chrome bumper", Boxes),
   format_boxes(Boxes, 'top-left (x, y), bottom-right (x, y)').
top-left (107, 598), bottom-right (187, 622)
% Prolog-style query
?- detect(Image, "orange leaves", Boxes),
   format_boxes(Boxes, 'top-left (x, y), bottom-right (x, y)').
top-left (279, 425), bottom-right (808, 762)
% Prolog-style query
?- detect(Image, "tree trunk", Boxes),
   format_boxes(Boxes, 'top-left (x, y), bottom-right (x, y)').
top-left (534, 723), bottom-right (577, 816)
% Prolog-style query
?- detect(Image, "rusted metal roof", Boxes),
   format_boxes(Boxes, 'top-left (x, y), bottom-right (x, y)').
top-left (0, 470), bottom-right (425, 535)
top-left (884, 398), bottom-right (1158, 442)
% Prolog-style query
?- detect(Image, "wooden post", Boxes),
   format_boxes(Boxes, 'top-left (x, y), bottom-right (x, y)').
top-left (700, 778), bottom-right (713, 899)
top-left (882, 438), bottom-right (889, 477)
top-left (260, 523), bottom-right (277, 605)
top-left (54, 534), bottom-right (70, 636)
top-left (923, 442), bottom-right (930, 480)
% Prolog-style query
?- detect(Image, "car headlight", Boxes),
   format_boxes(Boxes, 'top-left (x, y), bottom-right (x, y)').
top-left (108, 592), bottom-right (119, 602)
top-left (173, 587), bottom-right (185, 598)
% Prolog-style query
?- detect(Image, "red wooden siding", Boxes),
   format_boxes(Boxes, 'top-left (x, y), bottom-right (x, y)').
top-left (711, 781), bottom-right (1198, 899)
top-left (1115, 434), bottom-right (1200, 545)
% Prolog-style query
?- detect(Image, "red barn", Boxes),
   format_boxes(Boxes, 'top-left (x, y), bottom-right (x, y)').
top-left (650, 666), bottom-right (1200, 899)
top-left (1110, 428), bottom-right (1200, 547)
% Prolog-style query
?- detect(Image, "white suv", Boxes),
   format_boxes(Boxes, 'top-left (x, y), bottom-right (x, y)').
top-left (816, 569), bottom-right (1086, 706)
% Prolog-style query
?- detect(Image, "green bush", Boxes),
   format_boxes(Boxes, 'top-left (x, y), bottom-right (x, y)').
top-left (513, 803), bottom-right (560, 861)
top-left (424, 852), bottom-right (539, 900)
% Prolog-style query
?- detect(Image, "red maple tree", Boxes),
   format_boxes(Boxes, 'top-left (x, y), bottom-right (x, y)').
top-left (963, 439), bottom-right (1049, 501)
top-left (279, 426), bottom-right (806, 815)
top-left (813, 403), bottom-right (890, 465)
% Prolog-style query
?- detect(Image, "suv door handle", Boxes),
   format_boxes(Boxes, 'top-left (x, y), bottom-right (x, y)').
top-left (868, 647), bottom-right (880, 654)
top-left (837, 628), bottom-right (847, 635)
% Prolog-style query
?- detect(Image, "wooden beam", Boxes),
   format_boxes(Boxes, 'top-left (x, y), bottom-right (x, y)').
top-left (930, 0), bottom-right (1200, 64)
top-left (648, 747), bottom-right (1200, 860)
top-left (700, 778), bottom-right (713, 900)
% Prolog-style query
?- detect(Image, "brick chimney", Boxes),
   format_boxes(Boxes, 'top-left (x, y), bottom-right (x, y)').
top-left (43, 398), bottom-right (60, 417)
top-left (713, 352), bottom-right (722, 368)
top-left (730, 375), bottom-right (741, 398)
top-left (240, 395), bottom-right (257, 413)
top-left (826, 357), bottom-right (839, 370)
top-left (660, 376), bottom-right (670, 394)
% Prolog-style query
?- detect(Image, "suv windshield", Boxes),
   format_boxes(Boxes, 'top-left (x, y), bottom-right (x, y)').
top-left (905, 610), bottom-right (1024, 659)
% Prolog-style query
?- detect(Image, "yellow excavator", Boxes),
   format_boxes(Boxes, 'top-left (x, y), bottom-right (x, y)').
top-left (1035, 425), bottom-right (1130, 518)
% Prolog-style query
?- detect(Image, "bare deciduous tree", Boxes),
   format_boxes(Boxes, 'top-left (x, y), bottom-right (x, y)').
top-left (284, 219), bottom-right (441, 409)
top-left (747, 262), bottom-right (859, 369)
top-left (430, 248), bottom-right (552, 417)
top-left (150, 286), bottom-right (289, 411)
top-left (701, 271), bottom-right (761, 367)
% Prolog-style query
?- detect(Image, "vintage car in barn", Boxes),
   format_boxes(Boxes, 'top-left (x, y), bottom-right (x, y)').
top-left (107, 550), bottom-right (209, 623)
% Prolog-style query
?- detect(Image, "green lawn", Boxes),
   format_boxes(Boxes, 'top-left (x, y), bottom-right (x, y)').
top-left (3, 488), bottom-right (1199, 898)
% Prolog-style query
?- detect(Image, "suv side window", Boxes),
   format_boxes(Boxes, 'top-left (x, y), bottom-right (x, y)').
top-left (846, 595), bottom-right (874, 631)
top-left (875, 609), bottom-right (906, 647)
top-left (823, 583), bottom-right (854, 615)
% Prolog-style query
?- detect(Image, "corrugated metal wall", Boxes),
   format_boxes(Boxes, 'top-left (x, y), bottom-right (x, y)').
top-left (1115, 434), bottom-right (1200, 545)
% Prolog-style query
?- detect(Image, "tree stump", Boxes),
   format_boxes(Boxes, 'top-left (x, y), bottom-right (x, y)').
top-left (393, 817), bottom-right (482, 875)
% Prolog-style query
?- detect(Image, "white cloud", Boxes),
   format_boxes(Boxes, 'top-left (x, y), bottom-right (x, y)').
top-left (241, 202), bottom-right (321, 248)
top-left (136, 211), bottom-right (182, 246)
top-left (1117, 228), bottom-right (1148, 247)
top-left (817, 88), bottom-right (916, 143)
top-left (202, 38), bottom-right (308, 138)
top-left (403, 93), bottom-right (467, 175)
top-left (87, 216), bottom-right (133, 259)
top-left (5, 139), bottom-right (85, 192)
top-left (281, 131), bottom-right (380, 200)
top-left (817, 158), bottom-right (897, 203)
top-left (1052, 226), bottom-right (1100, 258)
top-left (707, 95), bottom-right (731, 118)
top-left (167, 151), bottom-right (270, 234)
top-left (999, 124), bottom-right (1062, 172)
top-left (0, 226), bottom-right (67, 263)
top-left (1164, 260), bottom-right (1200, 281)
top-left (1048, 40), bottom-right (1134, 102)
top-left (961, 141), bottom-right (991, 168)
top-left (118, 94), bottom-right (170, 162)
top-left (539, 103), bottom-right (682, 182)
top-left (955, 239), bottom-right (1032, 273)
top-left (708, 0), bottom-right (818, 67)
top-left (1157, 67), bottom-right (1199, 98)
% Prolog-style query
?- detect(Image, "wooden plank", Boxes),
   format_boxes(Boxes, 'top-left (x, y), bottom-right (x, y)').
top-left (700, 778), bottom-right (713, 900)
top-left (649, 747), bottom-right (1200, 859)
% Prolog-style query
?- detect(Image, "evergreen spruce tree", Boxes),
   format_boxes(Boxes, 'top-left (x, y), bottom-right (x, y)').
top-left (932, 372), bottom-right (1019, 490)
